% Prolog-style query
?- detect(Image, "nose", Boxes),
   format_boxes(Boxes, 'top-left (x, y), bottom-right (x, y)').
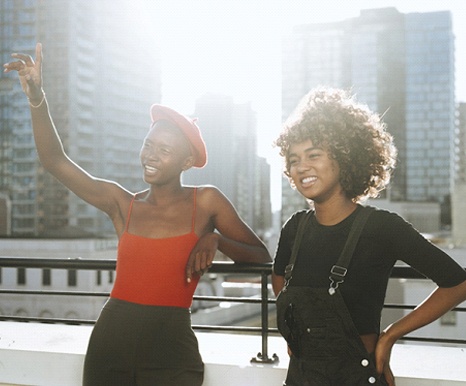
top-left (141, 147), bottom-right (159, 163)
top-left (147, 151), bottom-right (159, 161)
top-left (296, 161), bottom-right (311, 173)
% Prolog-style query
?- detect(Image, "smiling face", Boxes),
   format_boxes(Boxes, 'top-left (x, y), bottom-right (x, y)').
top-left (287, 139), bottom-right (344, 204)
top-left (139, 121), bottom-right (193, 185)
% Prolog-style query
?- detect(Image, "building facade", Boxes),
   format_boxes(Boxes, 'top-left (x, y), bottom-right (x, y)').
top-left (0, 0), bottom-right (161, 236)
top-left (182, 94), bottom-right (272, 236)
top-left (452, 103), bottom-right (466, 245)
top-left (281, 8), bottom-right (455, 224)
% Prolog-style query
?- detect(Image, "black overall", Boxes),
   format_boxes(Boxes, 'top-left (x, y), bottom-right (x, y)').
top-left (276, 207), bottom-right (389, 386)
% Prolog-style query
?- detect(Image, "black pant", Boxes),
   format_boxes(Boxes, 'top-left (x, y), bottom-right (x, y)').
top-left (83, 298), bottom-right (204, 386)
top-left (277, 287), bottom-right (389, 386)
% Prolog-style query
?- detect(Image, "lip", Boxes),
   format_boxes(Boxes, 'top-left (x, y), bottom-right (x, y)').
top-left (300, 176), bottom-right (317, 188)
top-left (144, 164), bottom-right (159, 175)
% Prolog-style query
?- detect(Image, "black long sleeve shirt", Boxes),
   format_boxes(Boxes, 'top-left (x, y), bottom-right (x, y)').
top-left (274, 205), bottom-right (466, 334)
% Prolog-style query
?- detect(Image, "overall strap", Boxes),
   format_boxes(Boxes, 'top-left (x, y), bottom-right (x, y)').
top-left (328, 206), bottom-right (375, 295)
top-left (283, 210), bottom-right (314, 290)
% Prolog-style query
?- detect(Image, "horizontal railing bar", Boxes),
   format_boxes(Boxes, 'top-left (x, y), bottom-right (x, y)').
top-left (2, 289), bottom-right (464, 313)
top-left (1, 256), bottom-right (465, 349)
top-left (2, 257), bottom-right (453, 278)
top-left (384, 303), bottom-right (466, 313)
top-left (400, 336), bottom-right (466, 345)
top-left (0, 315), bottom-right (96, 325)
top-left (192, 325), bottom-right (262, 333)
top-left (0, 257), bottom-right (271, 274)
top-left (194, 295), bottom-right (273, 303)
top-left (0, 257), bottom-right (116, 270)
top-left (0, 289), bottom-right (111, 296)
top-left (0, 290), bottom-right (273, 304)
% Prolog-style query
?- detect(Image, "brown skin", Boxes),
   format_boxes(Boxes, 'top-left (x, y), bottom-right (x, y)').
top-left (3, 43), bottom-right (271, 284)
top-left (271, 139), bottom-right (466, 386)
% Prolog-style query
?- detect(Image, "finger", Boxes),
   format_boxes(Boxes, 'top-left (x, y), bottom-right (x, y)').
top-left (35, 42), bottom-right (43, 68)
top-left (200, 251), bottom-right (212, 272)
top-left (194, 252), bottom-right (204, 273)
top-left (11, 53), bottom-right (34, 66)
top-left (383, 367), bottom-right (396, 386)
top-left (3, 60), bottom-right (25, 72)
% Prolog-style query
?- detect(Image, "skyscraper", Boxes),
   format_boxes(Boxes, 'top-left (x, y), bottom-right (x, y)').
top-left (182, 94), bottom-right (272, 234)
top-left (0, 0), bottom-right (161, 236)
top-left (452, 103), bottom-right (466, 245)
top-left (281, 7), bottom-right (455, 220)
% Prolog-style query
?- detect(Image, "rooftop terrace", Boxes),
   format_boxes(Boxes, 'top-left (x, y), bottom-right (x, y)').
top-left (0, 257), bottom-right (465, 385)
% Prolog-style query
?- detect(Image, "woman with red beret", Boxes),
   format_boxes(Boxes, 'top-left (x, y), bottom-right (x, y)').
top-left (4, 43), bottom-right (271, 386)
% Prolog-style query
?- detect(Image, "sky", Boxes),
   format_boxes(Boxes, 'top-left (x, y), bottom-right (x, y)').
top-left (132, 0), bottom-right (466, 210)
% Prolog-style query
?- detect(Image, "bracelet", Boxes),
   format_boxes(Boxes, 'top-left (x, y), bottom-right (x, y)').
top-left (28, 92), bottom-right (46, 108)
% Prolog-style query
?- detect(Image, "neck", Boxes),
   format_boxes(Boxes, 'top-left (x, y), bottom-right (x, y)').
top-left (142, 182), bottom-right (186, 205)
top-left (313, 198), bottom-right (358, 226)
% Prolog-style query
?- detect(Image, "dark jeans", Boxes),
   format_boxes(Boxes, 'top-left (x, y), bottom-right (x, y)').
top-left (83, 298), bottom-right (204, 386)
top-left (277, 287), bottom-right (389, 386)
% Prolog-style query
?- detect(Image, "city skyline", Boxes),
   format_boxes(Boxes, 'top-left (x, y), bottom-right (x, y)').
top-left (3, 1), bottom-right (464, 212)
top-left (134, 0), bottom-right (466, 210)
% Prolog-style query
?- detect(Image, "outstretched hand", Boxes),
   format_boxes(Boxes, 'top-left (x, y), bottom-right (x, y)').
top-left (3, 43), bottom-right (43, 102)
top-left (185, 233), bottom-right (219, 283)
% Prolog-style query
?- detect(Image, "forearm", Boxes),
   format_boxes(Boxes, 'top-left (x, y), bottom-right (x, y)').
top-left (383, 280), bottom-right (466, 343)
top-left (29, 93), bottom-right (68, 170)
top-left (217, 234), bottom-right (271, 263)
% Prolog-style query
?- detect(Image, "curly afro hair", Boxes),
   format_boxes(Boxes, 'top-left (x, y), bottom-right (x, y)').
top-left (275, 87), bottom-right (397, 202)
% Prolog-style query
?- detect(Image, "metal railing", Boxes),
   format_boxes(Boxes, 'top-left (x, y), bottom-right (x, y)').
top-left (0, 256), bottom-right (465, 364)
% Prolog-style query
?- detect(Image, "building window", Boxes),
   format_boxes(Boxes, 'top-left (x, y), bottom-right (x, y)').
top-left (440, 311), bottom-right (457, 326)
top-left (108, 271), bottom-right (114, 284)
top-left (42, 269), bottom-right (51, 286)
top-left (68, 269), bottom-right (77, 287)
top-left (17, 268), bottom-right (26, 285)
top-left (0, 267), bottom-right (2, 284)
top-left (96, 270), bottom-right (102, 286)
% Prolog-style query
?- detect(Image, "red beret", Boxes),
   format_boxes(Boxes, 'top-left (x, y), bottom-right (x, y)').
top-left (150, 104), bottom-right (207, 168)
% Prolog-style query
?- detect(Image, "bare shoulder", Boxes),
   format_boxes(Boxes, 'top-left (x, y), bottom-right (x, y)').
top-left (195, 185), bottom-right (231, 207)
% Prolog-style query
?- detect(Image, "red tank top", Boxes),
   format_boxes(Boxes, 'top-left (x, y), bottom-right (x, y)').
top-left (110, 189), bottom-right (200, 308)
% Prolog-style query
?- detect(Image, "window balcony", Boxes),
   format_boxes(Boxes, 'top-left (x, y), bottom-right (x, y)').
top-left (0, 257), bottom-right (465, 386)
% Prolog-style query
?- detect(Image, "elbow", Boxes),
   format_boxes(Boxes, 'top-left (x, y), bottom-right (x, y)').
top-left (262, 250), bottom-right (273, 263)
top-left (255, 246), bottom-right (272, 263)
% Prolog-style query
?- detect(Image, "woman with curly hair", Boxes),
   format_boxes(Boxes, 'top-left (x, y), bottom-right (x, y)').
top-left (272, 87), bottom-right (466, 385)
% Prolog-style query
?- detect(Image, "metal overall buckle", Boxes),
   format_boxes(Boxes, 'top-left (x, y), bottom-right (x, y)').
top-left (328, 265), bottom-right (347, 295)
top-left (282, 264), bottom-right (294, 292)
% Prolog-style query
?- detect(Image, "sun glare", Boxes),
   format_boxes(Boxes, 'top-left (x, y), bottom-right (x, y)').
top-left (108, 0), bottom-right (465, 211)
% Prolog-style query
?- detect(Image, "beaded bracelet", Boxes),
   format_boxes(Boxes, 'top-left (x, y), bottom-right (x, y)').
top-left (28, 92), bottom-right (46, 108)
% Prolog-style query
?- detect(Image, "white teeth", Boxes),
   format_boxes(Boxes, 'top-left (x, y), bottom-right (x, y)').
top-left (302, 176), bottom-right (316, 184)
top-left (145, 165), bottom-right (158, 173)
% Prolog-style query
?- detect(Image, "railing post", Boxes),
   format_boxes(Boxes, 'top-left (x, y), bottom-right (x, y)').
top-left (250, 270), bottom-right (279, 364)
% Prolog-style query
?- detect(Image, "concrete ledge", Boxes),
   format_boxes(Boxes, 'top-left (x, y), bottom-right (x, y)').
top-left (0, 321), bottom-right (465, 385)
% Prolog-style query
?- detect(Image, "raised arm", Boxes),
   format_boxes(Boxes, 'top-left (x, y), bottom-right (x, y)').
top-left (3, 43), bottom-right (126, 217)
top-left (185, 186), bottom-right (271, 282)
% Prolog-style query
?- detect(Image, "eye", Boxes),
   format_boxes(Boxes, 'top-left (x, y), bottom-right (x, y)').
top-left (308, 152), bottom-right (320, 159)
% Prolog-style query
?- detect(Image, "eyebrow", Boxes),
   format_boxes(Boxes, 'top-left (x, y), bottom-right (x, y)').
top-left (288, 146), bottom-right (322, 158)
